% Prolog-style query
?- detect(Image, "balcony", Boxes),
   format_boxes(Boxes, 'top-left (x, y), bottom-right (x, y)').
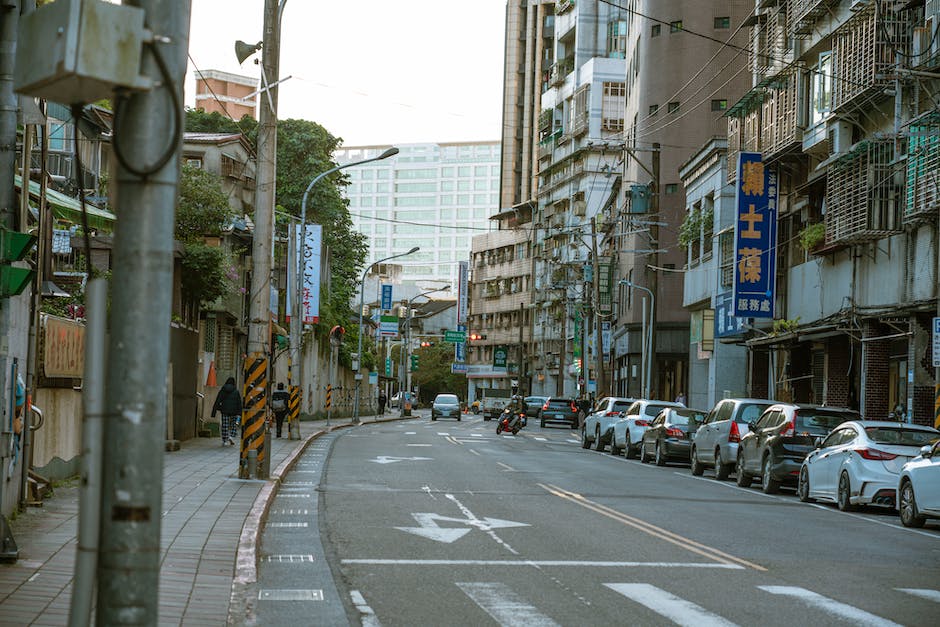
top-left (556, 0), bottom-right (574, 15)
top-left (790, 0), bottom-right (841, 38)
top-left (549, 57), bottom-right (575, 87)
top-left (905, 113), bottom-right (940, 224)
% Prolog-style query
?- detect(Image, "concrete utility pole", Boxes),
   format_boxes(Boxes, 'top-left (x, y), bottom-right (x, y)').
top-left (590, 216), bottom-right (605, 398)
top-left (98, 2), bottom-right (192, 624)
top-left (243, 0), bottom-right (282, 478)
top-left (647, 143), bottom-right (661, 399)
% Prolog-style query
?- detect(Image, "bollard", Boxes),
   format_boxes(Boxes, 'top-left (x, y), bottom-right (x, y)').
top-left (247, 448), bottom-right (258, 479)
top-left (261, 422), bottom-right (271, 479)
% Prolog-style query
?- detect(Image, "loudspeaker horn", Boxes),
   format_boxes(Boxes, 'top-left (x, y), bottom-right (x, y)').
top-left (235, 40), bottom-right (263, 65)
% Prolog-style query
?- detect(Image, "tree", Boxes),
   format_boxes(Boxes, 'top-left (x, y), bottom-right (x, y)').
top-left (412, 343), bottom-right (468, 403)
top-left (184, 108), bottom-right (258, 142)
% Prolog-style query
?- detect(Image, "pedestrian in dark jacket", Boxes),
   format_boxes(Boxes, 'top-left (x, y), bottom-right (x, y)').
top-left (212, 377), bottom-right (242, 446)
top-left (271, 382), bottom-right (290, 437)
top-left (378, 390), bottom-right (387, 415)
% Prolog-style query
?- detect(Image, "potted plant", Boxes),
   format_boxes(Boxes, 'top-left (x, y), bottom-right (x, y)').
top-left (799, 222), bottom-right (826, 251)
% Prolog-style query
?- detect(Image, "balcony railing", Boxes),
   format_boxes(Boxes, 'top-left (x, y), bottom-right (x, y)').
top-left (905, 113), bottom-right (940, 223)
top-left (549, 57), bottom-right (575, 86)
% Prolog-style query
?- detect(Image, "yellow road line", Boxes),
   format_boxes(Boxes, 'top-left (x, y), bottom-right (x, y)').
top-left (540, 483), bottom-right (766, 572)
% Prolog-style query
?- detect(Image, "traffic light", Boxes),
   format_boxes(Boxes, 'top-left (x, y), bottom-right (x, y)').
top-left (410, 354), bottom-right (419, 371)
top-left (468, 333), bottom-right (487, 341)
top-left (420, 341), bottom-right (433, 347)
top-left (0, 227), bottom-right (36, 298)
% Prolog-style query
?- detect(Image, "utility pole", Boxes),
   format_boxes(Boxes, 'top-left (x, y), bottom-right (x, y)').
top-left (590, 216), bottom-right (605, 398)
top-left (243, 0), bottom-right (281, 478)
top-left (647, 143), bottom-right (661, 399)
top-left (98, 2), bottom-right (192, 623)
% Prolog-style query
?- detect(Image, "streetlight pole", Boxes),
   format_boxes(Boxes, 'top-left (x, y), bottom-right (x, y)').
top-left (352, 247), bottom-right (420, 424)
top-left (291, 147), bottom-right (399, 422)
top-left (621, 280), bottom-right (654, 399)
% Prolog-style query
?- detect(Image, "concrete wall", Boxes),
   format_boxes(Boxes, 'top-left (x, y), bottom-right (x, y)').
top-left (31, 387), bottom-right (82, 480)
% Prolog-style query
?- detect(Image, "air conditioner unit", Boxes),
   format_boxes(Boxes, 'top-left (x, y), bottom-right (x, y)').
top-left (573, 200), bottom-right (587, 216)
top-left (827, 120), bottom-right (854, 154)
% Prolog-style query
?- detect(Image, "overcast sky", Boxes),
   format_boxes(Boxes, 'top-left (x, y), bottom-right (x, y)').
top-left (185, 0), bottom-right (507, 147)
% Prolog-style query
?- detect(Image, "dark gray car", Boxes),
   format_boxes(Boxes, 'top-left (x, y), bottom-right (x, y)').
top-left (691, 398), bottom-right (774, 480)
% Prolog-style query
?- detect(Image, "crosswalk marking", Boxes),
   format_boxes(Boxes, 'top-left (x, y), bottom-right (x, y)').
top-left (895, 588), bottom-right (940, 603)
top-left (457, 582), bottom-right (560, 627)
top-left (604, 584), bottom-right (738, 627)
top-left (758, 586), bottom-right (902, 627)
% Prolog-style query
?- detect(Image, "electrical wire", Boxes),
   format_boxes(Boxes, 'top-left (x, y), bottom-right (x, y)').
top-left (112, 41), bottom-right (182, 178)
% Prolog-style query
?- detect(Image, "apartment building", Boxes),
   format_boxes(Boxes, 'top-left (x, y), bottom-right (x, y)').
top-left (194, 69), bottom-right (256, 121)
top-left (722, 0), bottom-right (940, 424)
top-left (337, 142), bottom-right (500, 292)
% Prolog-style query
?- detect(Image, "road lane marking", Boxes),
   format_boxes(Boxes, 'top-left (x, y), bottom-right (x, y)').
top-left (468, 449), bottom-right (481, 456)
top-left (277, 494), bottom-right (311, 498)
top-left (457, 582), bottom-right (560, 627)
top-left (540, 483), bottom-right (765, 571)
top-left (471, 433), bottom-right (483, 437)
top-left (267, 522), bottom-right (309, 528)
top-left (437, 432), bottom-right (450, 436)
top-left (263, 555), bottom-right (315, 563)
top-left (258, 589), bottom-right (324, 601)
top-left (534, 437), bottom-right (547, 441)
top-left (446, 493), bottom-right (521, 554)
top-left (497, 462), bottom-right (516, 472)
top-left (758, 586), bottom-right (901, 627)
top-left (604, 583), bottom-right (738, 627)
top-left (350, 590), bottom-right (382, 627)
top-left (896, 588), bottom-right (940, 602)
top-left (270, 509), bottom-right (309, 515)
top-left (447, 436), bottom-right (461, 445)
top-left (340, 559), bottom-right (743, 568)
top-left (407, 443), bottom-right (432, 447)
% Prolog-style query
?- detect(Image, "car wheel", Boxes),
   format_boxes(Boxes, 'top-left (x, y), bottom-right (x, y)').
top-left (540, 418), bottom-right (546, 428)
top-left (736, 453), bottom-right (752, 487)
top-left (714, 449), bottom-right (730, 481)
top-left (761, 455), bottom-right (780, 494)
top-left (431, 415), bottom-right (437, 421)
top-left (797, 466), bottom-right (813, 503)
top-left (837, 472), bottom-right (856, 512)
top-left (581, 426), bottom-right (591, 449)
top-left (639, 441), bottom-right (649, 463)
top-left (594, 426), bottom-right (606, 452)
top-left (690, 447), bottom-right (705, 476)
top-left (899, 479), bottom-right (927, 528)
top-left (609, 432), bottom-right (621, 456)
top-left (655, 440), bottom-right (666, 466)
top-left (625, 433), bottom-right (637, 459)
top-left (457, 415), bottom-right (461, 421)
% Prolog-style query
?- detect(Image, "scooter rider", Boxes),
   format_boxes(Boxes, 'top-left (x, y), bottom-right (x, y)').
top-left (504, 395), bottom-right (526, 430)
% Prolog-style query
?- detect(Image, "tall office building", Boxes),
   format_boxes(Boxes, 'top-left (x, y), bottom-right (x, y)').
top-left (336, 142), bottom-right (501, 291)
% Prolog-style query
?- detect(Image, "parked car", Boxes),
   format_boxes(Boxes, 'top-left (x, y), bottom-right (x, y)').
top-left (389, 391), bottom-right (414, 409)
top-left (524, 396), bottom-right (550, 418)
top-left (898, 439), bottom-right (940, 528)
top-left (538, 397), bottom-right (580, 429)
top-left (581, 397), bottom-right (636, 451)
top-left (737, 404), bottom-right (859, 493)
top-left (639, 407), bottom-right (707, 465)
top-left (799, 420), bottom-right (939, 510)
top-left (431, 393), bottom-right (462, 421)
top-left (690, 398), bottom-right (773, 480)
top-left (611, 400), bottom-right (685, 458)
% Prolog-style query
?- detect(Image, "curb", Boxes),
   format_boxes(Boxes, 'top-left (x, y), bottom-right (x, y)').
top-left (226, 414), bottom-right (417, 625)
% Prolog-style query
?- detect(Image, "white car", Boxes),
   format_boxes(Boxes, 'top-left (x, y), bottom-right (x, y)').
top-left (581, 397), bottom-right (636, 452)
top-left (611, 400), bottom-right (685, 459)
top-left (898, 439), bottom-right (940, 528)
top-left (798, 420), bottom-right (939, 511)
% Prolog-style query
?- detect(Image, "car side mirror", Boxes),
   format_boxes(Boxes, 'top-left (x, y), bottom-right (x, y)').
top-left (747, 421), bottom-right (757, 432)
top-left (921, 444), bottom-right (933, 458)
top-left (814, 437), bottom-right (823, 449)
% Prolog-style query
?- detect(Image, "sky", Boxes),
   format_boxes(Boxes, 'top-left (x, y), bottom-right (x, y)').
top-left (185, 0), bottom-right (507, 147)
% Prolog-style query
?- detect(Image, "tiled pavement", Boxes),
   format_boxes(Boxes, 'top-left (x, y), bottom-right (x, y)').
top-left (0, 418), bottom-right (375, 626)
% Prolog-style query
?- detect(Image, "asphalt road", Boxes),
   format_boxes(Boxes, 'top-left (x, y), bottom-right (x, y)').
top-left (264, 412), bottom-right (940, 626)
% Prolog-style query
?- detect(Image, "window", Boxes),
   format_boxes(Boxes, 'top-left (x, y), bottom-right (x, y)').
top-left (711, 99), bottom-right (728, 111)
top-left (649, 104), bottom-right (659, 116)
top-left (714, 17), bottom-right (730, 29)
top-left (608, 20), bottom-right (628, 58)
top-left (665, 183), bottom-right (678, 194)
top-left (811, 51), bottom-right (833, 125)
top-left (719, 230), bottom-right (734, 287)
top-left (601, 82), bottom-right (626, 133)
top-left (651, 24), bottom-right (661, 37)
top-left (667, 101), bottom-right (680, 114)
top-left (670, 20), bottom-right (682, 33)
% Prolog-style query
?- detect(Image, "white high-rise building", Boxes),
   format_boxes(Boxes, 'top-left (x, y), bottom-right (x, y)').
top-left (336, 141), bottom-right (501, 292)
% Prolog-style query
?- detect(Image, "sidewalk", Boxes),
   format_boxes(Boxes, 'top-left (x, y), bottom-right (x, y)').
top-left (0, 415), bottom-right (398, 626)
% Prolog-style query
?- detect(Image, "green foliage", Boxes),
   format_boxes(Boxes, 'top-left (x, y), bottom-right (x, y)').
top-left (184, 108), bottom-right (258, 142)
top-left (678, 207), bottom-right (702, 248)
top-left (799, 222), bottom-right (826, 251)
top-left (412, 343), bottom-right (468, 403)
top-left (176, 164), bottom-right (235, 244)
top-left (772, 317), bottom-right (801, 335)
top-left (180, 243), bottom-right (233, 306)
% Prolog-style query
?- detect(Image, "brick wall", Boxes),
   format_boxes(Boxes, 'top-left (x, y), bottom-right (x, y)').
top-left (862, 320), bottom-right (889, 420)
top-left (825, 336), bottom-right (851, 408)
top-left (912, 385), bottom-right (933, 427)
top-left (750, 349), bottom-right (769, 399)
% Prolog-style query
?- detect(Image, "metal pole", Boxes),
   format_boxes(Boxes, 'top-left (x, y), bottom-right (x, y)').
top-left (98, 1), bottom-right (192, 623)
top-left (641, 296), bottom-right (648, 399)
top-left (399, 300), bottom-right (408, 417)
top-left (590, 217), bottom-right (605, 397)
top-left (647, 143), bottom-right (661, 399)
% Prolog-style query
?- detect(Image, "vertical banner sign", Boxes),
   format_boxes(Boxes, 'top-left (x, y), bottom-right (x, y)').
top-left (381, 284), bottom-right (393, 311)
top-left (493, 346), bottom-right (508, 369)
top-left (457, 260), bottom-right (469, 326)
top-left (302, 224), bottom-right (323, 323)
top-left (732, 153), bottom-right (777, 318)
top-left (597, 258), bottom-right (612, 313)
top-left (715, 291), bottom-right (747, 338)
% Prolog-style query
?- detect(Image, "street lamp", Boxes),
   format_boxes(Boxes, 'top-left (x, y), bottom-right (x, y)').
top-left (620, 280), bottom-right (654, 399)
top-left (290, 147), bottom-right (399, 415)
top-left (352, 247), bottom-right (421, 423)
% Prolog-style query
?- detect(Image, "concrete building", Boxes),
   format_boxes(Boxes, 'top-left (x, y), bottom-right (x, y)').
top-left (723, 0), bottom-right (940, 425)
top-left (336, 142), bottom-right (500, 293)
top-left (608, 0), bottom-right (753, 402)
top-left (194, 69), bottom-right (257, 121)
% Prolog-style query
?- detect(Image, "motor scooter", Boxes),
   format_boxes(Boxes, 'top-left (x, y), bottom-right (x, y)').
top-left (496, 408), bottom-right (525, 435)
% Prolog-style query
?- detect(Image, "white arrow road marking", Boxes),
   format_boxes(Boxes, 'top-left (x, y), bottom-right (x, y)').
top-left (896, 588), bottom-right (940, 603)
top-left (368, 456), bottom-right (433, 464)
top-left (457, 582), bottom-right (560, 627)
top-left (758, 586), bottom-right (902, 627)
top-left (395, 497), bottom-right (529, 548)
top-left (604, 584), bottom-right (737, 627)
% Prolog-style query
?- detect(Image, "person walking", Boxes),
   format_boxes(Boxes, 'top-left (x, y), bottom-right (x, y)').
top-left (211, 376), bottom-right (242, 446)
top-left (271, 382), bottom-right (290, 437)
top-left (378, 389), bottom-right (387, 415)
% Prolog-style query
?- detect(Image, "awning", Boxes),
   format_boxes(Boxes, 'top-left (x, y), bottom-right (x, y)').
top-left (16, 175), bottom-right (116, 232)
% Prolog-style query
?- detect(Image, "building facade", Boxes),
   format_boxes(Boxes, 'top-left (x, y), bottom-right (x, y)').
top-left (194, 69), bottom-right (257, 121)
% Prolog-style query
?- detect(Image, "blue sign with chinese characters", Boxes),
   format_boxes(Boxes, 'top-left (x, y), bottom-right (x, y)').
top-left (381, 284), bottom-right (393, 311)
top-left (732, 153), bottom-right (778, 318)
top-left (715, 291), bottom-right (747, 338)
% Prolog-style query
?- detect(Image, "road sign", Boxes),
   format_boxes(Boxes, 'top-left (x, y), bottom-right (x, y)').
top-left (451, 363), bottom-right (468, 374)
top-left (385, 357), bottom-right (392, 376)
top-left (444, 330), bottom-right (466, 343)
top-left (934, 317), bottom-right (940, 367)
top-left (381, 284), bottom-right (393, 310)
